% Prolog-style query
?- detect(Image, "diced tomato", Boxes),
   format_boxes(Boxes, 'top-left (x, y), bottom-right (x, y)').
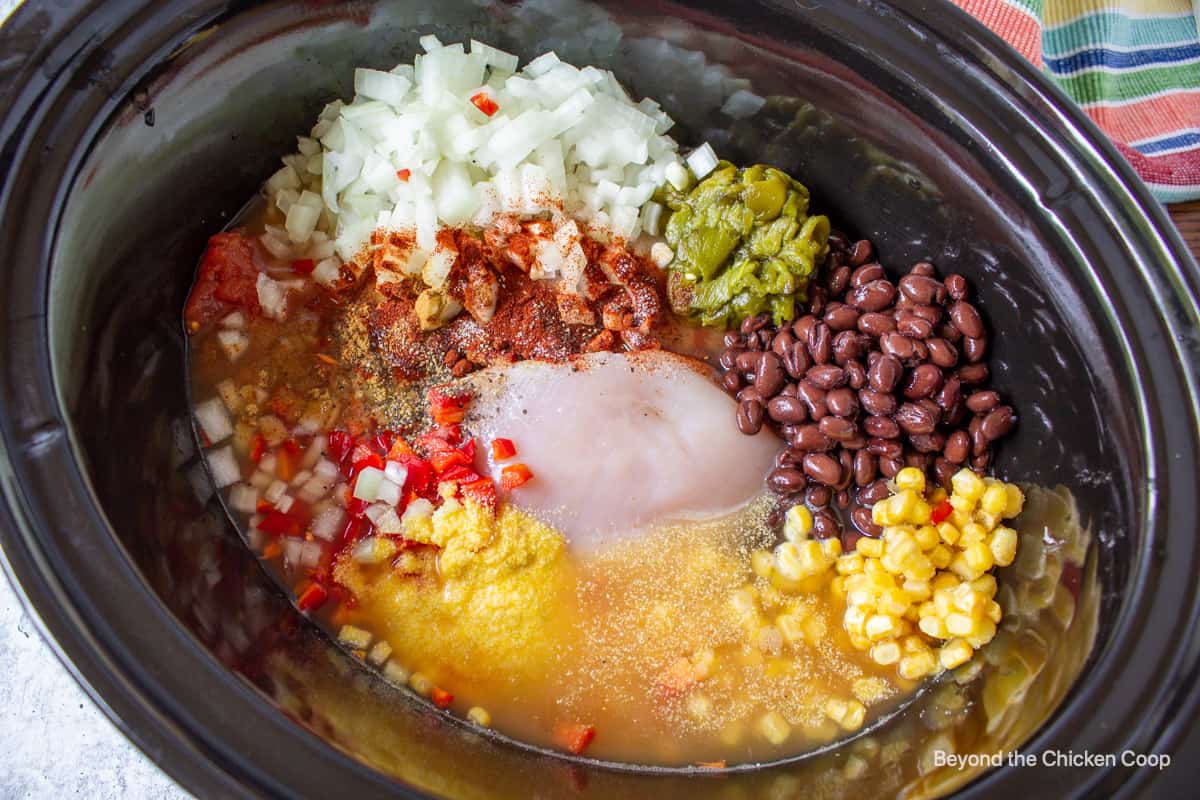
top-left (398, 455), bottom-right (435, 497)
top-left (491, 438), bottom-right (517, 460)
top-left (184, 232), bottom-right (263, 330)
top-left (328, 430), bottom-right (355, 465)
top-left (553, 722), bottom-right (596, 755)
top-left (469, 91), bottom-right (499, 117)
top-left (460, 477), bottom-right (497, 512)
top-left (296, 582), bottom-right (328, 612)
top-left (931, 500), bottom-right (953, 525)
top-left (258, 508), bottom-right (308, 537)
top-left (500, 463), bottom-right (534, 491)
top-left (249, 434), bottom-right (267, 464)
top-left (396, 168), bottom-right (411, 182)
top-left (262, 541), bottom-right (283, 560)
top-left (291, 258), bottom-right (316, 274)
top-left (429, 423), bottom-right (463, 446)
top-left (430, 687), bottom-right (454, 709)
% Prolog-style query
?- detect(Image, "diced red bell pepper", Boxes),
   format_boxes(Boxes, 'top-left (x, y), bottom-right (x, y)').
top-left (258, 508), bottom-right (307, 537)
top-left (341, 515), bottom-right (372, 544)
top-left (296, 582), bottom-right (328, 612)
top-left (427, 424), bottom-right (462, 445)
top-left (396, 168), bottom-right (411, 182)
top-left (553, 722), bottom-right (596, 755)
top-left (346, 498), bottom-right (369, 519)
top-left (438, 464), bottom-right (481, 485)
top-left (469, 91), bottom-right (499, 117)
top-left (430, 687), bottom-right (454, 709)
top-left (249, 434), bottom-right (267, 464)
top-left (372, 430), bottom-right (395, 455)
top-left (501, 463), bottom-right (534, 491)
top-left (398, 455), bottom-right (434, 497)
top-left (460, 477), bottom-right (497, 512)
top-left (428, 387), bottom-right (471, 426)
top-left (931, 500), bottom-right (953, 525)
top-left (387, 438), bottom-right (415, 460)
top-left (351, 452), bottom-right (385, 481)
top-left (418, 433), bottom-right (472, 473)
top-left (328, 430), bottom-right (355, 465)
top-left (291, 258), bottom-right (316, 274)
top-left (491, 438), bottom-right (517, 460)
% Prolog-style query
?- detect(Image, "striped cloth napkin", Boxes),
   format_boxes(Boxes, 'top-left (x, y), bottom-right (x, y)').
top-left (953, 0), bottom-right (1200, 203)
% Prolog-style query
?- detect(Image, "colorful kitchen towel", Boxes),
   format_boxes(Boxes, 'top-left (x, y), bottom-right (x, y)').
top-left (953, 0), bottom-right (1200, 203)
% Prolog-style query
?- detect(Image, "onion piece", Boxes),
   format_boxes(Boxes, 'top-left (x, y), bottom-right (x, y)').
top-left (353, 466), bottom-right (385, 502)
top-left (685, 142), bottom-right (719, 180)
top-left (206, 446), bottom-right (240, 488)
top-left (264, 479), bottom-right (288, 504)
top-left (228, 484), bottom-right (259, 514)
top-left (194, 398), bottom-right (233, 444)
top-left (376, 478), bottom-right (402, 507)
top-left (275, 494), bottom-right (295, 514)
top-left (311, 507), bottom-right (346, 541)
top-left (384, 461), bottom-right (408, 486)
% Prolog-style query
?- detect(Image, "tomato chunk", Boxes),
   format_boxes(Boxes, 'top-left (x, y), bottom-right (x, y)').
top-left (430, 687), bottom-right (454, 709)
top-left (184, 232), bottom-right (263, 330)
top-left (296, 583), bottom-right (328, 612)
top-left (553, 722), bottom-right (596, 755)
top-left (470, 91), bottom-right (499, 116)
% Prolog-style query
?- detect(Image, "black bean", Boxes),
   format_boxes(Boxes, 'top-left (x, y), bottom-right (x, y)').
top-left (896, 314), bottom-right (934, 339)
top-left (833, 331), bottom-right (868, 364)
top-left (898, 274), bottom-right (946, 305)
top-left (938, 322), bottom-right (963, 343)
top-left (803, 452), bottom-right (842, 486)
top-left (837, 449), bottom-right (854, 490)
top-left (971, 451), bottom-right (991, 470)
top-left (878, 456), bottom-right (902, 478)
top-left (853, 450), bottom-right (877, 487)
top-left (849, 240), bottom-right (874, 267)
top-left (963, 335), bottom-right (987, 363)
top-left (808, 286), bottom-right (828, 316)
top-left (828, 265), bottom-right (852, 295)
top-left (934, 457), bottom-right (957, 487)
top-left (867, 438), bottom-right (903, 459)
top-left (965, 390), bottom-right (1000, 414)
top-left (768, 467), bottom-right (807, 494)
top-left (863, 415), bottom-right (901, 439)
top-left (859, 479), bottom-right (892, 506)
top-left (895, 402), bottom-right (938, 435)
top-left (858, 312), bottom-right (896, 336)
top-left (845, 359), bottom-right (867, 390)
top-left (850, 262), bottom-right (885, 287)
top-left (813, 509), bottom-right (842, 539)
top-left (824, 304), bottom-right (860, 331)
top-left (910, 261), bottom-right (938, 278)
top-left (944, 274), bottom-right (968, 301)
top-left (771, 329), bottom-right (795, 359)
top-left (741, 313), bottom-right (771, 336)
top-left (754, 352), bottom-right (786, 397)
top-left (737, 387), bottom-right (765, 405)
top-left (719, 347), bottom-right (743, 370)
top-left (736, 398), bottom-right (764, 434)
top-left (957, 363), bottom-right (989, 384)
top-left (792, 314), bottom-right (817, 343)
top-left (720, 370), bottom-right (743, 395)
top-left (868, 354), bottom-right (903, 393)
top-left (784, 341), bottom-right (812, 379)
top-left (819, 416), bottom-right (858, 442)
top-left (791, 423), bottom-right (833, 452)
top-left (927, 338), bottom-right (958, 368)
top-left (847, 279), bottom-right (897, 312)
top-left (935, 376), bottom-right (962, 411)
top-left (949, 300), bottom-right (985, 339)
top-left (806, 364), bottom-right (847, 390)
top-left (909, 303), bottom-right (944, 325)
top-left (880, 331), bottom-right (917, 362)
top-left (981, 405), bottom-right (1017, 440)
top-left (909, 431), bottom-right (946, 454)
top-left (859, 388), bottom-right (898, 416)
top-left (808, 321), bottom-right (832, 364)
top-left (734, 351), bottom-right (761, 373)
top-left (903, 364), bottom-right (944, 400)
top-left (944, 430), bottom-right (969, 464)
top-left (723, 332), bottom-right (743, 348)
top-left (835, 490), bottom-right (851, 509)
top-left (806, 485), bottom-right (832, 507)
top-left (851, 506), bottom-right (883, 536)
top-left (826, 387), bottom-right (859, 418)
top-left (768, 395), bottom-right (808, 424)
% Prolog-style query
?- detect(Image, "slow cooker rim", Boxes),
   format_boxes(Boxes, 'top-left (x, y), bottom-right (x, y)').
top-left (1, 1), bottom-right (1199, 798)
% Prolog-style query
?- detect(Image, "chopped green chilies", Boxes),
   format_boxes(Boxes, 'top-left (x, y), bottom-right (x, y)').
top-left (660, 162), bottom-right (829, 328)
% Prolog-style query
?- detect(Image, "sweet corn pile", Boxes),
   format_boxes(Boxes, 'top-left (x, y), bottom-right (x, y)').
top-left (835, 467), bottom-right (1024, 680)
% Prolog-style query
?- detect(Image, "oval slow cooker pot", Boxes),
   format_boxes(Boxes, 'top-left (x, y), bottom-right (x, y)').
top-left (2, 1), bottom-right (1200, 797)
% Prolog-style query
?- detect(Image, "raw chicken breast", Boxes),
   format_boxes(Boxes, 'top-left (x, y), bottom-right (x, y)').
top-left (465, 351), bottom-right (778, 553)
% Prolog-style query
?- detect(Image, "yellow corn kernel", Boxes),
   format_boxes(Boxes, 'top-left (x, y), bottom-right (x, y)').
top-left (383, 660), bottom-right (411, 686)
top-left (919, 615), bottom-right (948, 639)
top-left (980, 484), bottom-right (1008, 516)
top-left (857, 537), bottom-right (884, 559)
top-left (989, 526), bottom-right (1019, 567)
top-left (865, 613), bottom-right (900, 641)
top-left (895, 467), bottom-right (926, 494)
top-left (930, 544), bottom-right (953, 569)
top-left (798, 539), bottom-right (831, 575)
top-left (849, 631), bottom-right (872, 650)
top-left (878, 588), bottom-right (911, 617)
top-left (959, 522), bottom-right (988, 546)
top-left (844, 605), bottom-right (869, 635)
top-left (837, 553), bottom-right (865, 575)
top-left (730, 586), bottom-right (759, 617)
top-left (852, 676), bottom-right (889, 704)
top-left (985, 599), bottom-right (1003, 624)
top-left (936, 522), bottom-right (960, 546)
top-left (881, 537), bottom-right (920, 574)
top-left (784, 504), bottom-right (814, 541)
top-left (686, 692), bottom-right (714, 719)
top-left (773, 542), bottom-right (804, 581)
top-left (903, 605), bottom-right (921, 622)
top-left (932, 572), bottom-right (961, 593)
top-left (905, 555), bottom-right (936, 582)
top-left (949, 554), bottom-right (983, 582)
top-left (917, 601), bottom-right (938, 619)
top-left (758, 710), bottom-right (792, 745)
top-left (337, 625), bottom-right (372, 649)
top-left (939, 639), bottom-right (974, 670)
top-left (902, 634), bottom-right (932, 655)
top-left (898, 650), bottom-right (938, 680)
top-left (409, 672), bottom-right (433, 696)
top-left (945, 613), bottom-right (974, 637)
top-left (949, 493), bottom-right (974, 516)
top-left (952, 468), bottom-right (986, 501)
top-left (467, 706), bottom-right (492, 727)
top-left (950, 509), bottom-right (972, 529)
top-left (1003, 484), bottom-right (1025, 518)
top-left (691, 648), bottom-right (716, 679)
top-left (821, 538), bottom-right (842, 559)
top-left (903, 578), bottom-right (932, 602)
top-left (894, 490), bottom-right (920, 522)
top-left (963, 541), bottom-right (995, 573)
top-left (367, 640), bottom-right (393, 666)
top-left (929, 487), bottom-right (948, 504)
top-left (871, 640), bottom-right (901, 664)
top-left (843, 754), bottom-right (869, 780)
top-left (951, 583), bottom-right (985, 615)
top-left (915, 524), bottom-right (941, 551)
top-left (830, 575), bottom-right (847, 600)
top-left (803, 614), bottom-right (828, 644)
top-left (911, 500), bottom-right (932, 525)
top-left (751, 549), bottom-right (775, 579)
top-left (974, 510), bottom-right (1001, 531)
top-left (970, 574), bottom-right (997, 597)
top-left (863, 557), bottom-right (889, 579)
top-left (841, 700), bottom-right (867, 731)
top-left (965, 618), bottom-right (997, 648)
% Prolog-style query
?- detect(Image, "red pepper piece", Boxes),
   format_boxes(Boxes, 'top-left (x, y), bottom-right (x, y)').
top-left (460, 477), bottom-right (497, 512)
top-left (491, 438), bottom-right (517, 461)
top-left (346, 498), bottom-right (368, 519)
top-left (341, 515), bottom-right (371, 544)
top-left (398, 455), bottom-right (434, 497)
top-left (249, 434), bottom-right (267, 464)
top-left (258, 509), bottom-right (305, 537)
top-left (296, 583), bottom-right (328, 612)
top-left (553, 722), bottom-right (596, 755)
top-left (350, 452), bottom-right (386, 481)
top-left (396, 168), bottom-right (411, 182)
top-left (469, 91), bottom-right (499, 117)
top-left (328, 430), bottom-right (355, 465)
top-left (500, 463), bottom-right (533, 491)
top-left (428, 387), bottom-right (470, 426)
top-left (372, 430), bottom-right (395, 455)
top-left (931, 499), bottom-right (953, 525)
top-left (291, 258), bottom-right (316, 274)
top-left (438, 464), bottom-right (481, 485)
top-left (430, 687), bottom-right (454, 709)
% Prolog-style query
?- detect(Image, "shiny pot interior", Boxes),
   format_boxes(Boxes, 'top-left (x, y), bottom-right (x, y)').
top-left (1, 1), bottom-right (1199, 798)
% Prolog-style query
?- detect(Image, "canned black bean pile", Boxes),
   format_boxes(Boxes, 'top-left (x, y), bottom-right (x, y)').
top-left (719, 233), bottom-right (1017, 542)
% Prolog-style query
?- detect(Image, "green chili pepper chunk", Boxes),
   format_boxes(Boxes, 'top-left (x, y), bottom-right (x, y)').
top-left (661, 162), bottom-right (830, 328)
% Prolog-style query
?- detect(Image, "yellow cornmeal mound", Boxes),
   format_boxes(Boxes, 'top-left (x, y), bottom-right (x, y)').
top-left (334, 498), bottom-right (577, 693)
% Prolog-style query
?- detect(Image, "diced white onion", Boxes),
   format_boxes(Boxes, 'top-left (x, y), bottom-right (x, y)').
top-left (301, 435), bottom-right (326, 469)
top-left (376, 508), bottom-right (403, 534)
top-left (311, 507), bottom-right (346, 541)
top-left (720, 89), bottom-right (766, 119)
top-left (384, 461), bottom-right (408, 486)
top-left (315, 458), bottom-right (340, 481)
top-left (364, 502), bottom-right (391, 524)
top-left (354, 68), bottom-right (412, 107)
top-left (217, 329), bottom-right (249, 362)
top-left (275, 494), bottom-right (295, 514)
top-left (220, 311), bottom-right (245, 329)
top-left (376, 478), bottom-right (402, 507)
top-left (194, 398), bottom-right (233, 444)
top-left (206, 446), bottom-right (240, 488)
top-left (264, 479), bottom-right (288, 504)
top-left (290, 469), bottom-right (312, 487)
top-left (216, 379), bottom-right (241, 412)
top-left (249, 470), bottom-right (273, 490)
top-left (686, 142), bottom-right (719, 180)
top-left (228, 483), bottom-right (259, 514)
top-left (353, 466), bottom-right (385, 502)
top-left (256, 273), bottom-right (288, 320)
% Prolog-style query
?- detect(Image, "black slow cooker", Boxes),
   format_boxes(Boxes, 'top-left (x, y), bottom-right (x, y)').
top-left (2, 1), bottom-right (1199, 797)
